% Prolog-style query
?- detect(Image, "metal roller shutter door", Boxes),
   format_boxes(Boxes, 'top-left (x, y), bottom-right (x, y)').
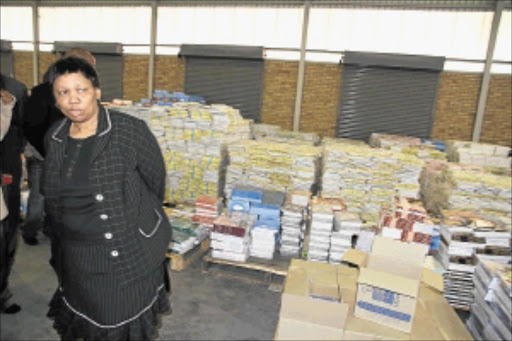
top-left (337, 51), bottom-right (445, 142)
top-left (94, 55), bottom-right (123, 102)
top-left (182, 45), bottom-right (264, 122)
top-left (1, 40), bottom-right (14, 77)
top-left (0, 52), bottom-right (14, 77)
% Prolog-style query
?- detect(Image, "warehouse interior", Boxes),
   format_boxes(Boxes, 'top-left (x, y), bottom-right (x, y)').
top-left (1, 0), bottom-right (511, 340)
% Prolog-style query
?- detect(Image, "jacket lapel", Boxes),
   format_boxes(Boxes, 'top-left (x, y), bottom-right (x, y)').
top-left (50, 118), bottom-right (70, 173)
top-left (90, 105), bottom-right (112, 163)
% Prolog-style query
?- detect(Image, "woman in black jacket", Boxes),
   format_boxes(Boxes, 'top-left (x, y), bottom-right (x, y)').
top-left (41, 56), bottom-right (172, 340)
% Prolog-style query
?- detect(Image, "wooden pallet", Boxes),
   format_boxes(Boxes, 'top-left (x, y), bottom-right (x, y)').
top-left (166, 238), bottom-right (210, 272)
top-left (202, 251), bottom-right (291, 278)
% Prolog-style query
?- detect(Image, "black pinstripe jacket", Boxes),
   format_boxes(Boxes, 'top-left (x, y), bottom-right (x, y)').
top-left (42, 105), bottom-right (171, 287)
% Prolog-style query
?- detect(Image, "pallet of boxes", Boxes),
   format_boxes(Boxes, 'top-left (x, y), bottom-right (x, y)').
top-left (274, 236), bottom-right (473, 340)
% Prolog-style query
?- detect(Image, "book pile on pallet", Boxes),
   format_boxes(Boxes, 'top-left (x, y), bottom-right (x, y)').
top-left (321, 139), bottom-right (424, 227)
top-left (369, 132), bottom-right (446, 160)
top-left (210, 213), bottom-right (255, 263)
top-left (225, 188), bottom-right (287, 260)
top-left (261, 132), bottom-right (321, 146)
top-left (164, 205), bottom-right (210, 255)
top-left (305, 197), bottom-right (345, 263)
top-left (329, 211), bottom-right (362, 264)
top-left (448, 164), bottom-right (511, 231)
top-left (446, 140), bottom-right (511, 169)
top-left (113, 103), bottom-right (251, 204)
top-left (466, 258), bottom-right (511, 341)
top-left (192, 195), bottom-right (222, 226)
top-left (378, 196), bottom-right (440, 253)
top-left (436, 211), bottom-right (511, 310)
top-left (279, 191), bottom-right (310, 258)
top-left (224, 139), bottom-right (321, 199)
top-left (252, 123), bottom-right (281, 139)
top-left (420, 160), bottom-right (512, 230)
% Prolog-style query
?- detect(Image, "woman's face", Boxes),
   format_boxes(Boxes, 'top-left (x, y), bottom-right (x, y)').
top-left (53, 72), bottom-right (101, 124)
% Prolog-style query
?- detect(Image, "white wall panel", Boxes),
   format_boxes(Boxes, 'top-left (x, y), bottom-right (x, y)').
top-left (38, 7), bottom-right (150, 45)
top-left (0, 7), bottom-right (33, 42)
top-left (157, 7), bottom-right (302, 48)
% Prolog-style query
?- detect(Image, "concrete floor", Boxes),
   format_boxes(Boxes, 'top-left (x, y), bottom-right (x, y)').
top-left (1, 233), bottom-right (472, 341)
top-left (0, 234), bottom-right (283, 341)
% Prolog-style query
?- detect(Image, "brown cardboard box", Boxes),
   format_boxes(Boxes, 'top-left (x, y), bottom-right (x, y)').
top-left (275, 256), bottom-right (472, 341)
top-left (353, 236), bottom-right (429, 333)
top-left (276, 294), bottom-right (346, 340)
top-left (275, 259), bottom-right (349, 340)
top-left (342, 281), bottom-right (472, 341)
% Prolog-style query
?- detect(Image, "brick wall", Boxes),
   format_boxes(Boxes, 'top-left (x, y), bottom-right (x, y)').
top-left (300, 62), bottom-right (342, 138)
top-left (154, 55), bottom-right (185, 93)
top-left (12, 51), bottom-right (33, 89)
top-left (12, 51), bottom-right (63, 90)
top-left (122, 54), bottom-right (149, 102)
top-left (431, 72), bottom-right (482, 142)
top-left (38, 52), bottom-right (60, 83)
top-left (481, 75), bottom-right (512, 147)
top-left (12, 52), bottom-right (511, 146)
top-left (260, 61), bottom-right (298, 131)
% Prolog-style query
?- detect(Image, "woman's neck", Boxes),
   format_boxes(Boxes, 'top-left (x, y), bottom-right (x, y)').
top-left (69, 112), bottom-right (99, 139)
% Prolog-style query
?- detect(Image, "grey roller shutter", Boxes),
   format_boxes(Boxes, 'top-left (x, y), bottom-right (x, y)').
top-left (53, 42), bottom-right (123, 102)
top-left (1, 40), bottom-right (14, 77)
top-left (94, 55), bottom-right (123, 102)
top-left (181, 44), bottom-right (264, 122)
top-left (337, 51), bottom-right (445, 142)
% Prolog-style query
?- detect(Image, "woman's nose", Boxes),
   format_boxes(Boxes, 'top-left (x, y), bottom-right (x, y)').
top-left (69, 91), bottom-right (80, 103)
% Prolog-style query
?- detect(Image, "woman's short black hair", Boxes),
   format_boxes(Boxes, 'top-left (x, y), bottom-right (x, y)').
top-left (48, 56), bottom-right (100, 89)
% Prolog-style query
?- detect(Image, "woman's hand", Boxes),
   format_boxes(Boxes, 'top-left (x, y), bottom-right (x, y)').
top-left (0, 90), bottom-right (15, 105)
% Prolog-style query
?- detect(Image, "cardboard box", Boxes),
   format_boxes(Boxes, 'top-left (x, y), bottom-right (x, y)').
top-left (354, 236), bottom-right (429, 333)
top-left (341, 282), bottom-right (472, 341)
top-left (275, 256), bottom-right (471, 341)
top-left (275, 259), bottom-right (349, 340)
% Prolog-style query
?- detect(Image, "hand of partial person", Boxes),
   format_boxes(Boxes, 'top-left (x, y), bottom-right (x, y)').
top-left (0, 90), bottom-right (15, 105)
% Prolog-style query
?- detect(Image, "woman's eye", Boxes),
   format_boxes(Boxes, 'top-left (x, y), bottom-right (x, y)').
top-left (78, 88), bottom-right (86, 93)
top-left (58, 90), bottom-right (68, 96)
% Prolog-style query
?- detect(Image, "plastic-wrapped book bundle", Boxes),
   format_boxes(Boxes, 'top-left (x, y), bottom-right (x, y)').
top-left (249, 203), bottom-right (281, 259)
top-left (224, 139), bottom-right (321, 199)
top-left (378, 196), bottom-right (440, 254)
top-left (329, 211), bottom-right (362, 264)
top-left (446, 140), bottom-right (511, 169)
top-left (279, 191), bottom-right (311, 257)
top-left (306, 197), bottom-right (344, 263)
top-left (448, 164), bottom-right (512, 231)
top-left (436, 211), bottom-right (511, 310)
top-left (192, 195), bottom-right (222, 226)
top-left (227, 188), bottom-right (284, 260)
top-left (466, 259), bottom-right (511, 341)
top-left (114, 103), bottom-right (251, 204)
top-left (211, 213), bottom-right (255, 262)
top-left (280, 203), bottom-right (306, 257)
top-left (252, 123), bottom-right (282, 139)
top-left (307, 204), bottom-right (332, 262)
top-left (166, 214), bottom-right (210, 255)
top-left (260, 132), bottom-right (321, 146)
top-left (369, 132), bottom-right (446, 160)
top-left (321, 139), bottom-right (424, 227)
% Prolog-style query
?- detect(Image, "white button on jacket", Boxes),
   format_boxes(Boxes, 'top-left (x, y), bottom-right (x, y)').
top-left (104, 233), bottom-right (113, 239)
top-left (100, 214), bottom-right (108, 220)
top-left (95, 194), bottom-right (104, 201)
top-left (110, 250), bottom-right (119, 257)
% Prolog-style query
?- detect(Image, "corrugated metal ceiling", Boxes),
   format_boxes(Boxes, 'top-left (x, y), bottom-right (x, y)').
top-left (1, 0), bottom-right (510, 11)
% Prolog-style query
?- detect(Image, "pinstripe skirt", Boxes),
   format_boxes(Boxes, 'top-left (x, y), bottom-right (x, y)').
top-left (47, 261), bottom-right (171, 341)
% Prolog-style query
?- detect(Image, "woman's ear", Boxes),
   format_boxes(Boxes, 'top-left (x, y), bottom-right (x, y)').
top-left (95, 88), bottom-right (102, 101)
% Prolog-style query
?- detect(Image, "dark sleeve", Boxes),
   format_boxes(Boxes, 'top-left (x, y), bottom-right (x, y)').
top-left (133, 119), bottom-right (166, 202)
top-left (23, 84), bottom-right (52, 156)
